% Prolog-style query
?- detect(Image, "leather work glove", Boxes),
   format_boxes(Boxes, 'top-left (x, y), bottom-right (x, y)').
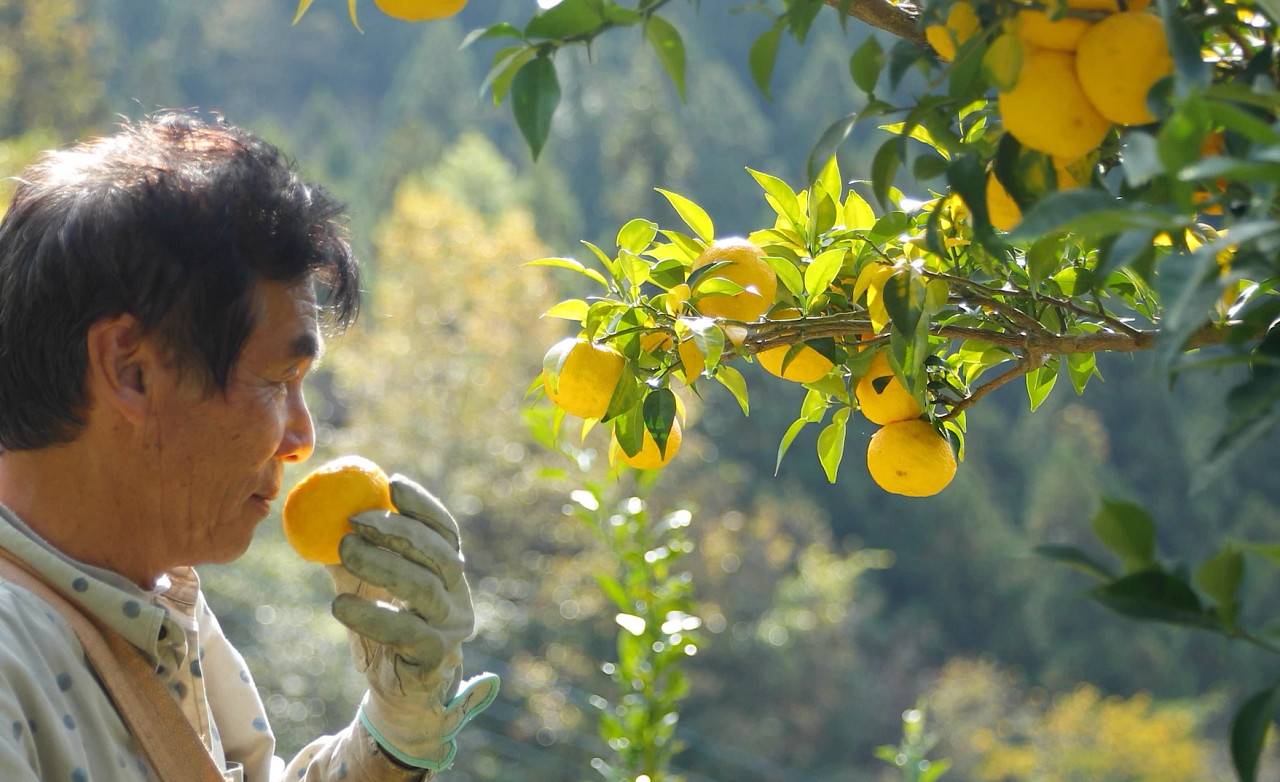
top-left (326, 474), bottom-right (499, 772)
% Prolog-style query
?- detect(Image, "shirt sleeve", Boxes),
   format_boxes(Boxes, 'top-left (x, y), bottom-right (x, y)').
top-left (280, 718), bottom-right (431, 782)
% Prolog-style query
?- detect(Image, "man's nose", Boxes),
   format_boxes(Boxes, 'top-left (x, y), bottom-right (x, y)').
top-left (278, 383), bottom-right (315, 463)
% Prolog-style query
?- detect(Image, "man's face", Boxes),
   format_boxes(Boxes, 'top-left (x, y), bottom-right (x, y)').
top-left (145, 279), bottom-right (320, 565)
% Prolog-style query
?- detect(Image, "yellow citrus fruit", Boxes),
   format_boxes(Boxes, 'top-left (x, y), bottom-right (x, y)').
top-left (866, 420), bottom-right (958, 497)
top-left (928, 2), bottom-right (981, 61)
top-left (640, 331), bottom-right (673, 353)
top-left (856, 352), bottom-right (923, 425)
top-left (543, 337), bottom-right (624, 419)
top-left (999, 48), bottom-right (1111, 159)
top-left (612, 418), bottom-right (683, 470)
top-left (986, 174), bottom-right (1023, 232)
top-left (374, 0), bottom-right (467, 20)
top-left (691, 238), bottom-right (777, 322)
top-left (1067, 0), bottom-right (1150, 12)
top-left (758, 345), bottom-right (835, 384)
top-left (926, 25), bottom-right (958, 62)
top-left (1054, 157), bottom-right (1082, 188)
top-left (755, 307), bottom-right (835, 384)
top-left (1076, 12), bottom-right (1173, 126)
top-left (1017, 10), bottom-right (1092, 51)
top-left (282, 456), bottom-right (395, 565)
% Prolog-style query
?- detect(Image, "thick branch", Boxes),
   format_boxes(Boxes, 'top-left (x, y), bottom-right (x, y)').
top-left (739, 313), bottom-right (1232, 356)
top-left (825, 0), bottom-right (927, 48)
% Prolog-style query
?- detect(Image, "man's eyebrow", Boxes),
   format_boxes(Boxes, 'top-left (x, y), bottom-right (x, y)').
top-left (289, 332), bottom-right (325, 366)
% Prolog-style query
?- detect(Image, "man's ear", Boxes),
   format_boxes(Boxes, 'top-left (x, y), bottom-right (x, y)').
top-left (85, 314), bottom-right (159, 427)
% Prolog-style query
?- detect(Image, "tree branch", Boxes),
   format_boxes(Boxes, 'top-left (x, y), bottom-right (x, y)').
top-left (825, 0), bottom-right (928, 48)
top-left (739, 312), bottom-right (1233, 356)
top-left (938, 352), bottom-right (1042, 420)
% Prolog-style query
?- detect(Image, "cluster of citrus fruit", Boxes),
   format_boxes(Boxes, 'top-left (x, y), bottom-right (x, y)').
top-left (928, 0), bottom-right (1174, 231)
top-left (542, 237), bottom-right (959, 497)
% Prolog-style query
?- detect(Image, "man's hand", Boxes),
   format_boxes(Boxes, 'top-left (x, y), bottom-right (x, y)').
top-left (326, 474), bottom-right (499, 772)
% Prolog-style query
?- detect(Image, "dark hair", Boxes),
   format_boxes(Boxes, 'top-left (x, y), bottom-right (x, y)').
top-left (0, 113), bottom-right (360, 451)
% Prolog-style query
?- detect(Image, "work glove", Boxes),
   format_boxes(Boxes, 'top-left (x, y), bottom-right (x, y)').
top-left (326, 474), bottom-right (500, 772)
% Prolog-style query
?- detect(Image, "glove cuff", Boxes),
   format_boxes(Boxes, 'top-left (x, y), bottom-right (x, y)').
top-left (358, 672), bottom-right (501, 772)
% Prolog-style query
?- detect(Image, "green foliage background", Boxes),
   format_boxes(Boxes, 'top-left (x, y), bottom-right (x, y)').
top-left (3, 0), bottom-right (1278, 778)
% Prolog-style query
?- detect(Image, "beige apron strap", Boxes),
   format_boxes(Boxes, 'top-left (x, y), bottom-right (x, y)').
top-left (0, 551), bottom-right (225, 782)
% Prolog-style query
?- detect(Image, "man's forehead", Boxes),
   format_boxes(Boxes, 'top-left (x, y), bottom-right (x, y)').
top-left (257, 280), bottom-right (324, 360)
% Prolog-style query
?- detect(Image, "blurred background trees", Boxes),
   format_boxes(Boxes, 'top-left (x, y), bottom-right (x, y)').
top-left (2, 0), bottom-right (1277, 777)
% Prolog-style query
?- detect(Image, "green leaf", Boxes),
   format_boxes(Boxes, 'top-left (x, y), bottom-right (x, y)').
top-left (611, 400), bottom-right (646, 455)
top-left (1009, 189), bottom-right (1184, 241)
top-left (511, 56), bottom-right (561, 160)
top-left (806, 115), bottom-right (859, 184)
top-left (787, 0), bottom-right (825, 42)
top-left (603, 367), bottom-right (644, 424)
top-left (801, 388), bottom-right (829, 422)
top-left (460, 22), bottom-right (523, 49)
top-left (523, 256), bottom-right (609, 289)
top-left (870, 137), bottom-right (902, 209)
top-left (1025, 360), bottom-right (1058, 411)
top-left (1033, 544), bottom-right (1115, 581)
top-left (1120, 131), bottom-right (1164, 187)
top-left (775, 418), bottom-right (809, 476)
top-left (882, 269), bottom-right (927, 338)
top-left (1232, 684), bottom-right (1280, 782)
top-left (1092, 498), bottom-right (1156, 571)
top-left (764, 255), bottom-right (805, 298)
top-left (655, 188), bottom-right (714, 243)
top-left (1026, 234), bottom-right (1062, 291)
top-left (843, 189), bottom-right (876, 230)
top-left (481, 46), bottom-right (537, 106)
top-left (816, 408), bottom-right (850, 483)
top-left (749, 25), bottom-right (783, 100)
top-left (1196, 547), bottom-right (1244, 624)
top-left (1158, 0), bottom-right (1209, 89)
top-left (715, 364), bottom-right (750, 416)
top-left (686, 319), bottom-right (725, 372)
top-left (617, 218), bottom-right (658, 254)
top-left (1091, 570), bottom-right (1215, 629)
top-left (525, 0), bottom-right (605, 39)
top-left (645, 15), bottom-right (687, 101)
top-left (594, 573), bottom-right (630, 611)
top-left (850, 36), bottom-right (885, 94)
top-left (805, 248), bottom-right (845, 299)
top-left (642, 387), bottom-right (678, 456)
top-left (542, 299), bottom-right (589, 321)
top-left (747, 168), bottom-right (804, 232)
top-left (1066, 352), bottom-right (1097, 395)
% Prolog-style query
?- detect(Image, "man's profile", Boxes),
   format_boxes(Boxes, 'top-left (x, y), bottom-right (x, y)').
top-left (0, 113), bottom-right (496, 781)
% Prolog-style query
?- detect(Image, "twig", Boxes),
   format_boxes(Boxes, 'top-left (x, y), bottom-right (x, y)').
top-left (938, 352), bottom-right (1042, 420)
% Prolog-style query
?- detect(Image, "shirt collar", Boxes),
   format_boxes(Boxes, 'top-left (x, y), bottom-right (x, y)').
top-left (0, 502), bottom-right (175, 658)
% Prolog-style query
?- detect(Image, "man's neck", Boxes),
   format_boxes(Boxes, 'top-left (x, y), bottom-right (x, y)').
top-left (0, 443), bottom-right (164, 590)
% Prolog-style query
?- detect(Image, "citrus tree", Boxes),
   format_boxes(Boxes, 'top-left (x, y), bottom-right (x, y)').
top-left (473, 0), bottom-right (1280, 778)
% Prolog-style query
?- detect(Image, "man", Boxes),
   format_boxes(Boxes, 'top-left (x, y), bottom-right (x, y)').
top-left (0, 114), bottom-right (497, 780)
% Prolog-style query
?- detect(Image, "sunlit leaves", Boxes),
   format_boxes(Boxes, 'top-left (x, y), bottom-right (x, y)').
top-left (655, 188), bottom-right (714, 243)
